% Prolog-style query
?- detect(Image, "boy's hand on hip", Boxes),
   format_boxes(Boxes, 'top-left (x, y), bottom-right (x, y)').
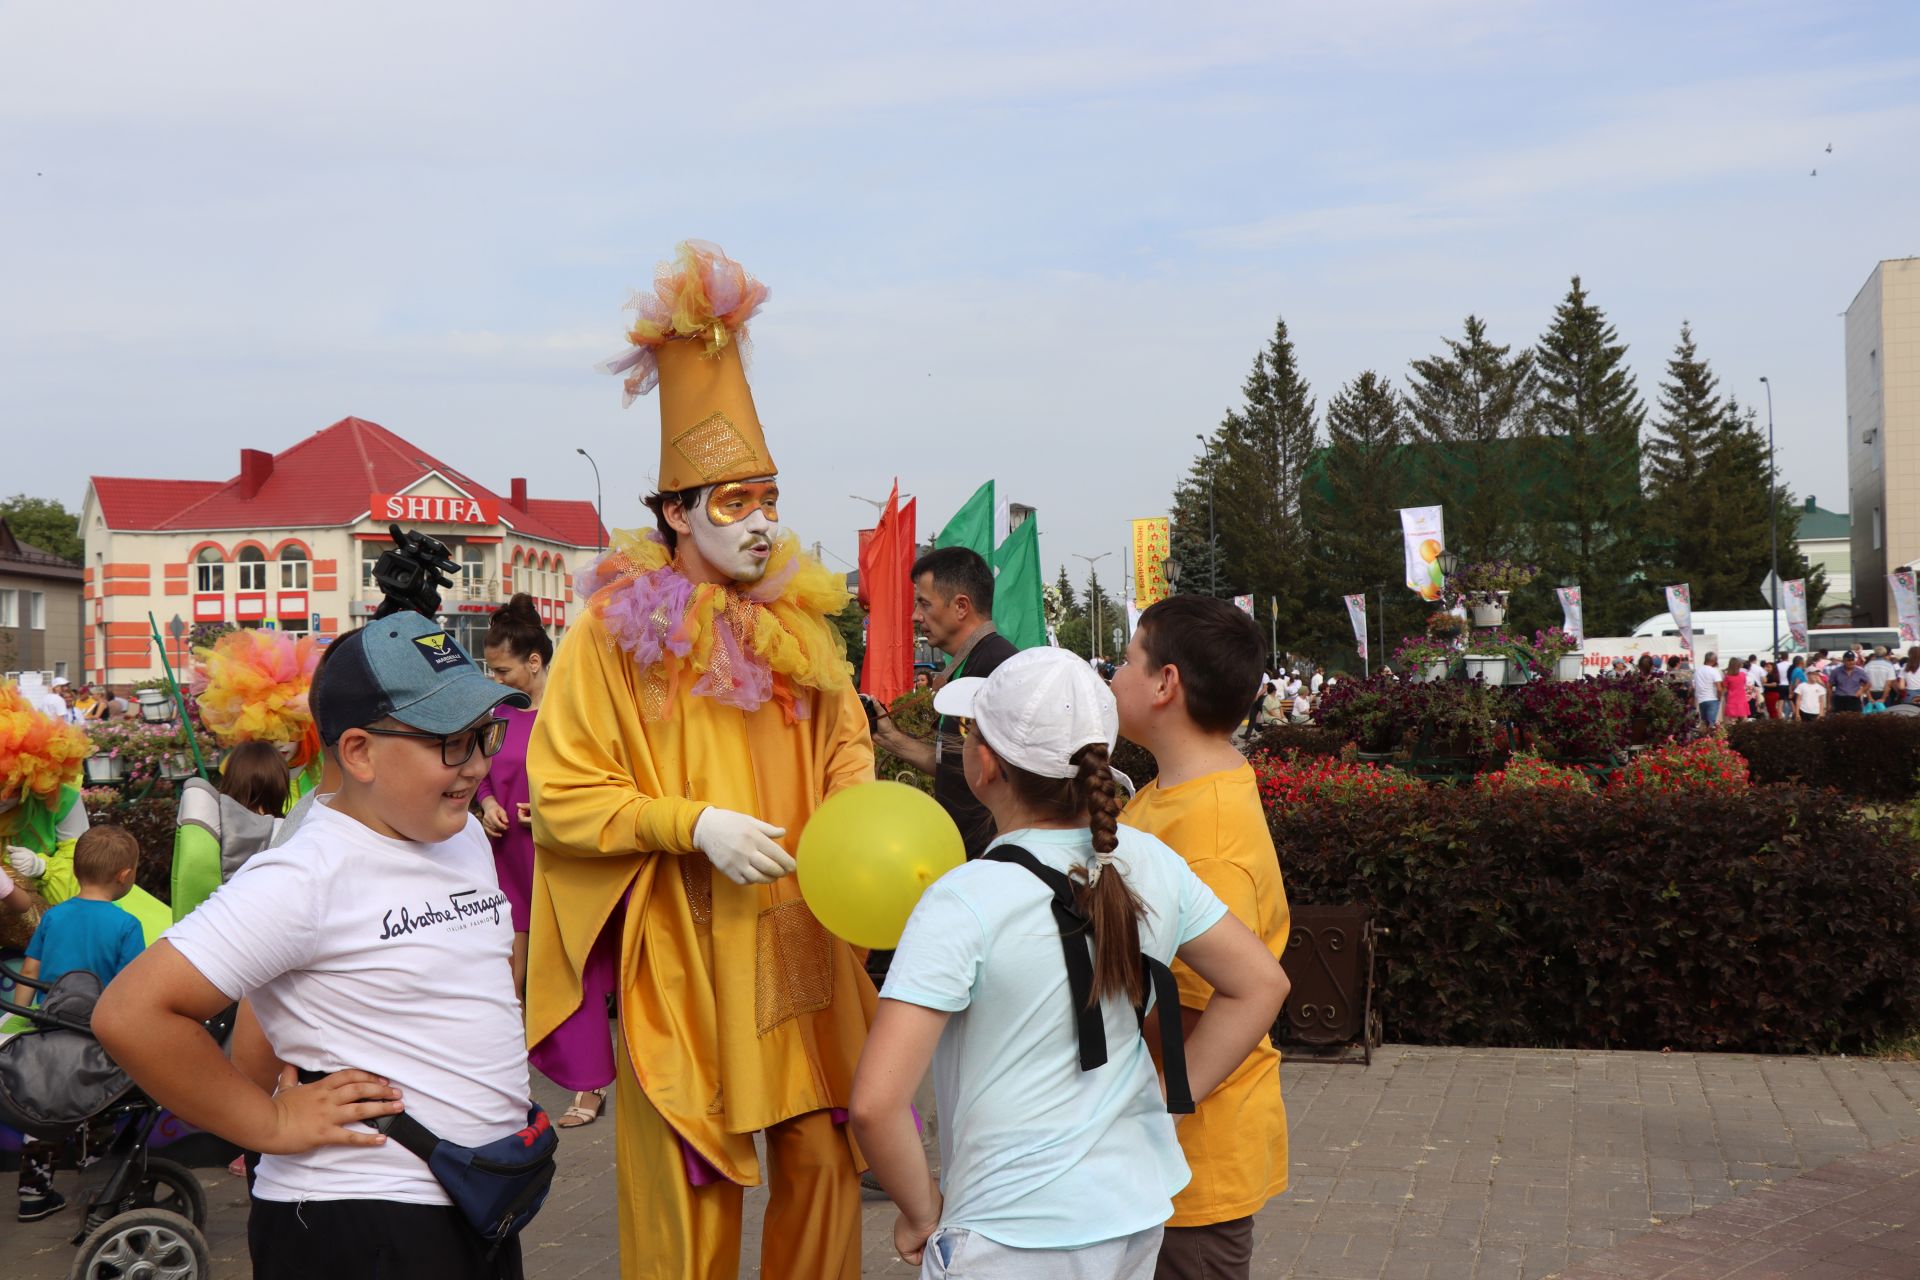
top-left (261, 1066), bottom-right (403, 1154)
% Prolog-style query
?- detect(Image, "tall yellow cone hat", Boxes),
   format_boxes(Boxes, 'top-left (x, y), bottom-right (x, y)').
top-left (598, 240), bottom-right (777, 490)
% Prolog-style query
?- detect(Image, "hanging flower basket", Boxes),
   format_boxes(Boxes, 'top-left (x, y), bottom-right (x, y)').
top-left (1555, 654), bottom-right (1585, 682)
top-left (1424, 661), bottom-right (1450, 682)
top-left (85, 752), bottom-right (126, 784)
top-left (1462, 654), bottom-right (1509, 684)
top-left (1469, 591), bottom-right (1510, 628)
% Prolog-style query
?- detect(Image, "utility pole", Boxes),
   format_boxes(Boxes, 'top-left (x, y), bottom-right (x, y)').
top-left (1759, 376), bottom-right (1780, 657)
top-left (1193, 434), bottom-right (1217, 596)
top-left (1072, 551), bottom-right (1112, 659)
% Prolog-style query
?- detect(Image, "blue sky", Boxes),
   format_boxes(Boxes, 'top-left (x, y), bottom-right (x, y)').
top-left (4, 2), bottom-right (1916, 607)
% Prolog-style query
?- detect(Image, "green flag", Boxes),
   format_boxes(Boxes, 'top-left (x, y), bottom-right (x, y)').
top-left (991, 515), bottom-right (1045, 651)
top-left (934, 480), bottom-right (995, 560)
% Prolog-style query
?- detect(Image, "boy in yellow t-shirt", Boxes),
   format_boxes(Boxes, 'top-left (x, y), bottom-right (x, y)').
top-left (1111, 595), bottom-right (1290, 1279)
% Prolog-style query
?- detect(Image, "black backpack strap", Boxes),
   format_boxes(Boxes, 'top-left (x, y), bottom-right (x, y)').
top-left (294, 1066), bottom-right (439, 1163)
top-left (980, 846), bottom-right (1109, 1071)
top-left (1141, 956), bottom-right (1193, 1114)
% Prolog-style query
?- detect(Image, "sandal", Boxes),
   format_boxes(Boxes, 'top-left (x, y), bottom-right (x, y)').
top-left (557, 1089), bottom-right (606, 1129)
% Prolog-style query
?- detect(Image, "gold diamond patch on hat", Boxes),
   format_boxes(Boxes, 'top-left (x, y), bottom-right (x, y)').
top-left (672, 412), bottom-right (758, 483)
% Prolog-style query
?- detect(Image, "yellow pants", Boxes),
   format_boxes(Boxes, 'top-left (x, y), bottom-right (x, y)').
top-left (614, 1037), bottom-right (861, 1280)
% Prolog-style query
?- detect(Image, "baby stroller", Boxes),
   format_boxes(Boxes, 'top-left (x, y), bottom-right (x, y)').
top-left (0, 966), bottom-right (215, 1279)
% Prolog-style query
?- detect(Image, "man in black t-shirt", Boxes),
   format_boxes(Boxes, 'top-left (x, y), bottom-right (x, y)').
top-left (869, 546), bottom-right (1019, 859)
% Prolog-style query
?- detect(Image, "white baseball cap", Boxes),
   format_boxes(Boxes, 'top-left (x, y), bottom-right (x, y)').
top-left (933, 648), bottom-right (1118, 779)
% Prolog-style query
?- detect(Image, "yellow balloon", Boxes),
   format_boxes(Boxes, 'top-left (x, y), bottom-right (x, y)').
top-left (797, 781), bottom-right (965, 949)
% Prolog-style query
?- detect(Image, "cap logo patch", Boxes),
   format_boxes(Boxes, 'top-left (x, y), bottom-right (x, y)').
top-left (413, 631), bottom-right (467, 672)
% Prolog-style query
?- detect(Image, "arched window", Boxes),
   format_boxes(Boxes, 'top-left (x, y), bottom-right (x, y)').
top-left (279, 545), bottom-right (309, 590)
top-left (194, 546), bottom-right (225, 593)
top-left (237, 545), bottom-right (267, 591)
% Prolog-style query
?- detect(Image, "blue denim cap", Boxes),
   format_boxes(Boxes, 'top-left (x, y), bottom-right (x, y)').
top-left (313, 611), bottom-right (529, 745)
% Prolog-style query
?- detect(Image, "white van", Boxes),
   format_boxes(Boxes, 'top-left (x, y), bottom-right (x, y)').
top-left (1633, 610), bottom-right (1901, 658)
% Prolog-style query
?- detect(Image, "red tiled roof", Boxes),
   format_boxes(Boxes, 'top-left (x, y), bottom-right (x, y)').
top-left (89, 417), bottom-right (605, 548)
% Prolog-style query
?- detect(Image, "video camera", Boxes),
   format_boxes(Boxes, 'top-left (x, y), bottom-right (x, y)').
top-left (371, 523), bottom-right (460, 620)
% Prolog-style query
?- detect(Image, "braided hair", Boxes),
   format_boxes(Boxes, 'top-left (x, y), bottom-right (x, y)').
top-left (1002, 740), bottom-right (1146, 1006)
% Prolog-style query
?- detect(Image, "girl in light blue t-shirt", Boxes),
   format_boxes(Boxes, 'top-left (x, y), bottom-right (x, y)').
top-left (850, 649), bottom-right (1288, 1278)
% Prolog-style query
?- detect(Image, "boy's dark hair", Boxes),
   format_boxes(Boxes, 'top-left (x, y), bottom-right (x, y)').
top-left (910, 547), bottom-right (994, 617)
top-left (220, 741), bottom-right (291, 817)
top-left (485, 593), bottom-right (554, 664)
top-left (1136, 595), bottom-right (1265, 735)
top-left (74, 825), bottom-right (140, 886)
top-left (641, 488), bottom-right (701, 554)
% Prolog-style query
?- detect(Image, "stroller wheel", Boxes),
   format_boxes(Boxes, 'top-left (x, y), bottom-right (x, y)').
top-left (68, 1207), bottom-right (210, 1280)
top-left (120, 1157), bottom-right (209, 1229)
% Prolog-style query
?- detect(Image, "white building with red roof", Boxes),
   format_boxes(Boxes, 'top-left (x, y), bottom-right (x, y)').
top-left (79, 417), bottom-right (604, 685)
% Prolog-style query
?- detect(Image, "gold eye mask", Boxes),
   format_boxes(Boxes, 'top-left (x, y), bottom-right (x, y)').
top-left (705, 481), bottom-right (779, 526)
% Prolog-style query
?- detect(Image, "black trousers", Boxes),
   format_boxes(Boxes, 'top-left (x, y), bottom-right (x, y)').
top-left (250, 1196), bottom-right (523, 1280)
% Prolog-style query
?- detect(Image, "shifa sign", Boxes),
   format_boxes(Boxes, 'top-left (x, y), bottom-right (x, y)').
top-left (369, 492), bottom-right (500, 525)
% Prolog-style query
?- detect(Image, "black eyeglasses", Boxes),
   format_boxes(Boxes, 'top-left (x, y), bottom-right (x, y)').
top-left (361, 718), bottom-right (508, 767)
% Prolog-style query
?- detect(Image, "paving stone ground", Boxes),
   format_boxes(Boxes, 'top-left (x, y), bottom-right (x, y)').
top-left (8, 1046), bottom-right (1919, 1279)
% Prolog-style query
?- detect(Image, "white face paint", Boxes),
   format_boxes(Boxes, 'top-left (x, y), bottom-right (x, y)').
top-left (687, 482), bottom-right (779, 583)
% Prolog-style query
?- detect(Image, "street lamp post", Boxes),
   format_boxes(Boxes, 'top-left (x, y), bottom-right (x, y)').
top-left (1072, 551), bottom-right (1111, 659)
top-left (1194, 434), bottom-right (1216, 596)
top-left (574, 448), bottom-right (604, 553)
top-left (1759, 377), bottom-right (1779, 657)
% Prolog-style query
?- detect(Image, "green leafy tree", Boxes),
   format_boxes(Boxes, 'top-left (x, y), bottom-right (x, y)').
top-left (1211, 316), bottom-right (1318, 641)
top-left (0, 494), bottom-right (82, 562)
top-left (1403, 315), bottom-right (1537, 564)
top-left (1305, 371), bottom-right (1420, 663)
top-left (1532, 277), bottom-right (1648, 636)
top-left (830, 600), bottom-right (866, 673)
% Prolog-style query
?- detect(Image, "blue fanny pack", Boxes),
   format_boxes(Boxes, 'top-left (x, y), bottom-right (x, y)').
top-left (297, 1069), bottom-right (557, 1245)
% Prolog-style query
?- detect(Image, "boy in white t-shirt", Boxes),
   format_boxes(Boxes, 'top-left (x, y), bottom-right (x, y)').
top-left (1794, 675), bottom-right (1828, 720)
top-left (95, 612), bottom-right (534, 1280)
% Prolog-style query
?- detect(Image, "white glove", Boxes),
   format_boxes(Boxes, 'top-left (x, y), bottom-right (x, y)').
top-left (691, 808), bottom-right (793, 886)
top-left (6, 846), bottom-right (47, 880)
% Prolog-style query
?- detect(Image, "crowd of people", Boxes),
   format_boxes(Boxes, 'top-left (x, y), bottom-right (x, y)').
top-left (1681, 645), bottom-right (1920, 726)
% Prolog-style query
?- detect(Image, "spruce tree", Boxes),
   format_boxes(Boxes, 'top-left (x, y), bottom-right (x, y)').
top-left (1167, 466), bottom-right (1220, 595)
top-left (1644, 326), bottom-right (1819, 629)
top-left (1533, 277), bottom-right (1647, 636)
top-left (1403, 316), bottom-right (1537, 564)
top-left (1643, 323), bottom-right (1724, 594)
top-left (1212, 316), bottom-right (1317, 639)
top-left (1305, 371), bottom-right (1418, 662)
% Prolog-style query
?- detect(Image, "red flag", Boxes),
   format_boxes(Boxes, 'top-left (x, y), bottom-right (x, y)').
top-left (859, 482), bottom-right (916, 705)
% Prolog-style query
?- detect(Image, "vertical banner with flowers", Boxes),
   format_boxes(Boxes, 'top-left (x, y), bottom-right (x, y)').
top-left (1344, 593), bottom-right (1369, 662)
top-left (1399, 505), bottom-right (1446, 600)
top-left (1555, 585), bottom-right (1584, 644)
top-left (1665, 583), bottom-right (1695, 656)
top-left (1890, 571), bottom-right (1920, 645)
top-left (1784, 578), bottom-right (1809, 649)
top-left (1131, 517), bottom-right (1172, 608)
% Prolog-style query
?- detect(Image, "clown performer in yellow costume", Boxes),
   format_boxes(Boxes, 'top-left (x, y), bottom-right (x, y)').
top-left (526, 241), bottom-right (877, 1280)
top-left (1, 681), bottom-right (172, 945)
top-left (170, 626), bottom-right (323, 919)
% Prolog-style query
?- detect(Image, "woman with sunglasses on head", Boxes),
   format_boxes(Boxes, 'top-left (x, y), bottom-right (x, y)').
top-left (851, 649), bottom-right (1288, 1277)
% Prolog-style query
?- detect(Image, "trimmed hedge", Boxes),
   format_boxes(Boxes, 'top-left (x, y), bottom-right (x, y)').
top-left (1276, 783), bottom-right (1920, 1053)
top-left (1247, 724), bottom-right (1346, 761)
top-left (1725, 716), bottom-right (1920, 803)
